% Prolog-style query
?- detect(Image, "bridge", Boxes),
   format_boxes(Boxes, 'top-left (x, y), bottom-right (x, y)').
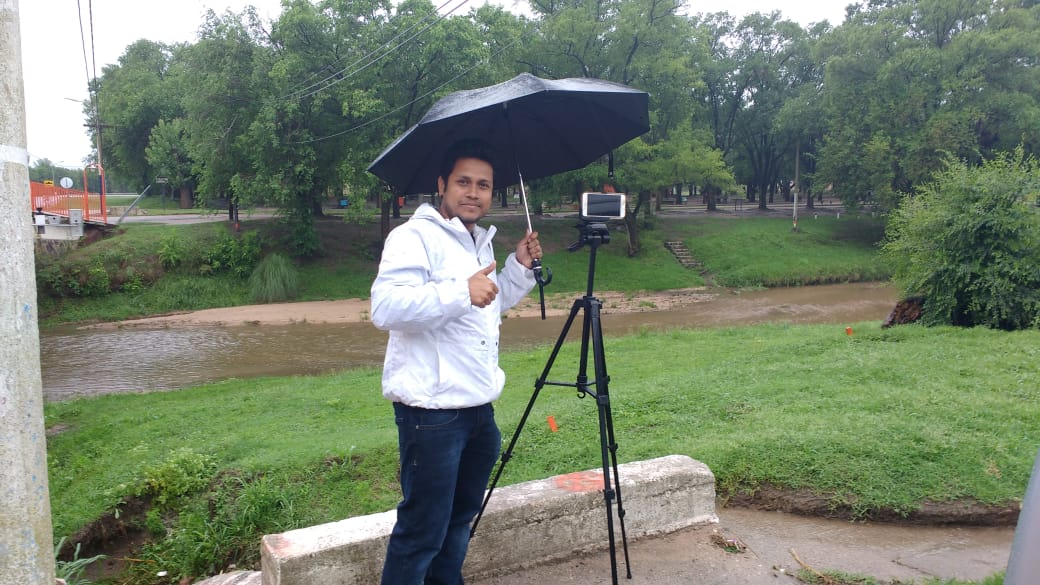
top-left (30, 180), bottom-right (109, 239)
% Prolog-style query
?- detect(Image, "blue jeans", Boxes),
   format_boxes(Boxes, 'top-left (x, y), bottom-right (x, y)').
top-left (381, 402), bottom-right (501, 585)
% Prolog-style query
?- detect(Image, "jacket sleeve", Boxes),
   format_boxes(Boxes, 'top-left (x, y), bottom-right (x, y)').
top-left (370, 226), bottom-right (471, 332)
top-left (497, 252), bottom-right (537, 313)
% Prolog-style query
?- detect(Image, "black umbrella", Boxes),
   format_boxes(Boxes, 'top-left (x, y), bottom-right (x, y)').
top-left (367, 72), bottom-right (649, 196)
top-left (369, 73), bottom-right (649, 319)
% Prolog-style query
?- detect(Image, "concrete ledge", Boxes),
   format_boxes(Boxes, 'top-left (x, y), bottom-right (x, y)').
top-left (260, 455), bottom-right (716, 585)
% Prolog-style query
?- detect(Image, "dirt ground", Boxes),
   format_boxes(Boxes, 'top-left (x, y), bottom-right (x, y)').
top-left (100, 288), bottom-right (713, 328)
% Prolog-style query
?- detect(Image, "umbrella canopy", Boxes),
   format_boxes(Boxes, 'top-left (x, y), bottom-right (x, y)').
top-left (368, 73), bottom-right (649, 195)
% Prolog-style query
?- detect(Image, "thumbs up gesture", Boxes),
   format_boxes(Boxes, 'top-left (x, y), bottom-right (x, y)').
top-left (468, 262), bottom-right (498, 307)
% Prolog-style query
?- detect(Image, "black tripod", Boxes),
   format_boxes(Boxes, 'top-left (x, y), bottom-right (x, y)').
top-left (472, 221), bottom-right (632, 584)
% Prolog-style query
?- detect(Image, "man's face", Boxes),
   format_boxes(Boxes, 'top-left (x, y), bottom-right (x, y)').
top-left (437, 157), bottom-right (493, 231)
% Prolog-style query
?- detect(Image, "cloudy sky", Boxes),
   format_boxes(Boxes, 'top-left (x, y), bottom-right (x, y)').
top-left (17, 0), bottom-right (847, 170)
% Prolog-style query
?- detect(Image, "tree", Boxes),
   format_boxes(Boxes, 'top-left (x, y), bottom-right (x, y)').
top-left (145, 119), bottom-right (195, 208)
top-left (29, 159), bottom-right (83, 188)
top-left (176, 7), bottom-right (271, 216)
top-left (882, 148), bottom-right (1040, 330)
top-left (93, 40), bottom-right (182, 189)
top-left (817, 0), bottom-right (1040, 211)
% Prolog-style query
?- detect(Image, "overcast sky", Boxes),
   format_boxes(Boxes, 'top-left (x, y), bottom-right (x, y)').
top-left (18, 0), bottom-right (847, 170)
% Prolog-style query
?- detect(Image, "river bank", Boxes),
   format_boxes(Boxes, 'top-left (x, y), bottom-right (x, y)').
top-left (44, 283), bottom-right (900, 402)
top-left (86, 283), bottom-right (897, 329)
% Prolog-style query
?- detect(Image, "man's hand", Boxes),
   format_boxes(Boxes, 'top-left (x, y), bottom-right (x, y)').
top-left (469, 262), bottom-right (498, 307)
top-left (515, 231), bottom-right (543, 269)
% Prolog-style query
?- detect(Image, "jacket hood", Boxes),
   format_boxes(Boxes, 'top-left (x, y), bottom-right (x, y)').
top-left (412, 202), bottom-right (493, 247)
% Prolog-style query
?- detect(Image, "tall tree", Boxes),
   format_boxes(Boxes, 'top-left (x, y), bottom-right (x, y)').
top-left (817, 0), bottom-right (1040, 211)
top-left (174, 7), bottom-right (271, 214)
top-left (727, 13), bottom-right (812, 210)
top-left (94, 40), bottom-right (181, 189)
top-left (240, 0), bottom-right (391, 254)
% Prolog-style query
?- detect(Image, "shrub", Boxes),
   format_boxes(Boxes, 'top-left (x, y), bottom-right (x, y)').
top-left (249, 253), bottom-right (300, 303)
top-left (158, 230), bottom-right (186, 269)
top-left (201, 231), bottom-right (262, 278)
top-left (130, 449), bottom-right (217, 508)
top-left (883, 148), bottom-right (1040, 330)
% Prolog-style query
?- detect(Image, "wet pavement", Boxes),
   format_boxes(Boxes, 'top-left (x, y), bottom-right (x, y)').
top-left (471, 507), bottom-right (1014, 584)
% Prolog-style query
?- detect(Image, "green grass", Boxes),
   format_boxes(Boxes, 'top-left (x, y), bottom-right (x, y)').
top-left (666, 214), bottom-right (890, 287)
top-left (45, 321), bottom-right (1040, 583)
top-left (107, 193), bottom-right (234, 215)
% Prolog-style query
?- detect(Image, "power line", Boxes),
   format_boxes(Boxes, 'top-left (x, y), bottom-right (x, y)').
top-left (282, 0), bottom-right (467, 100)
top-left (76, 0), bottom-right (103, 168)
top-left (289, 37), bottom-right (522, 145)
top-left (292, 0), bottom-right (474, 102)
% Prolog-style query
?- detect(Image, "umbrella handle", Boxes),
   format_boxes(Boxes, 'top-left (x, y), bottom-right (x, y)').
top-left (532, 259), bottom-right (551, 320)
top-left (533, 258), bottom-right (552, 286)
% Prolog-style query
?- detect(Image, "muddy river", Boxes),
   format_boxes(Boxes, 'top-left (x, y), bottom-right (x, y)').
top-left (40, 282), bottom-right (897, 402)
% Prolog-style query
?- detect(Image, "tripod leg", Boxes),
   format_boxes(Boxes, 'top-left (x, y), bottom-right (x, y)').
top-left (603, 388), bottom-right (633, 578)
top-left (471, 297), bottom-right (584, 538)
top-left (587, 296), bottom-right (632, 582)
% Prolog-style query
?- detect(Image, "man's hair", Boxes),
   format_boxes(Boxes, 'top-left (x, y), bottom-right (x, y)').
top-left (438, 139), bottom-right (497, 182)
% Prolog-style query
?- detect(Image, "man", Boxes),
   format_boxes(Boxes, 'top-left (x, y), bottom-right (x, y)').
top-left (370, 139), bottom-right (542, 585)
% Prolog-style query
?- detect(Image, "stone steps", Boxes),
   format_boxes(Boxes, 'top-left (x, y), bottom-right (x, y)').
top-left (663, 240), bottom-right (701, 269)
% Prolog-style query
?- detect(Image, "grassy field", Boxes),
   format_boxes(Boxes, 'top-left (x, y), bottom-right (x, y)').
top-left (41, 208), bottom-right (1032, 584)
top-left (45, 321), bottom-right (1038, 583)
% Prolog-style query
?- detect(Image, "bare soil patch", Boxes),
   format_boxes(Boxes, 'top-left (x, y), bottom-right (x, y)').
top-left (89, 288), bottom-right (716, 329)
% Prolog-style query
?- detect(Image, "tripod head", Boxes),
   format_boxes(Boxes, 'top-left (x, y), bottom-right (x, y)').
top-left (567, 221), bottom-right (611, 252)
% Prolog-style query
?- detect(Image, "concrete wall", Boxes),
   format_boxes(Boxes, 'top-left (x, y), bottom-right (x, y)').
top-left (260, 455), bottom-right (716, 585)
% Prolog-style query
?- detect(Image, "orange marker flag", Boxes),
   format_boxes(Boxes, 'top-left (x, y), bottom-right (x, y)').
top-left (547, 415), bottom-right (559, 432)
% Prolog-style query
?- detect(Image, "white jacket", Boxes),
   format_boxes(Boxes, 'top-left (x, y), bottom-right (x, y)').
top-left (371, 203), bottom-right (536, 409)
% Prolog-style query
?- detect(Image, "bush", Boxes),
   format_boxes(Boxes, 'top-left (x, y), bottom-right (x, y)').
top-left (883, 148), bottom-right (1040, 330)
top-left (201, 231), bottom-right (262, 278)
top-left (129, 448), bottom-right (217, 508)
top-left (249, 253), bottom-right (300, 303)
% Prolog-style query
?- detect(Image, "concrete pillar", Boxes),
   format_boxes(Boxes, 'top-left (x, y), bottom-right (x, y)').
top-left (0, 1), bottom-right (57, 584)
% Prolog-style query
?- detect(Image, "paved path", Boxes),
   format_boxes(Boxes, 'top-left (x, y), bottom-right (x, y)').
top-left (471, 507), bottom-right (1013, 584)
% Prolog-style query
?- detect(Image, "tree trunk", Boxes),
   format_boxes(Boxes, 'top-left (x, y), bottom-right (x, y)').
top-left (705, 184), bottom-right (719, 212)
top-left (624, 212), bottom-right (640, 257)
top-left (380, 198), bottom-right (392, 240)
top-left (624, 191), bottom-right (648, 257)
top-left (179, 185), bottom-right (193, 209)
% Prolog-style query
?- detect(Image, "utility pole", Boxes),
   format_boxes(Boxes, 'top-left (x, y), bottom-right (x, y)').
top-left (792, 141), bottom-right (800, 233)
top-left (0, 1), bottom-right (57, 584)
